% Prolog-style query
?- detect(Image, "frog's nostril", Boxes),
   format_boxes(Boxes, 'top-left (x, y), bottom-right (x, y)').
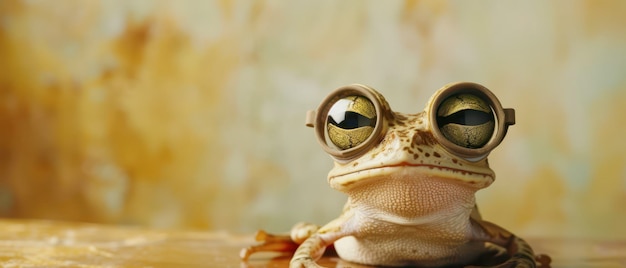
top-left (411, 133), bottom-right (423, 146)
top-left (411, 130), bottom-right (436, 146)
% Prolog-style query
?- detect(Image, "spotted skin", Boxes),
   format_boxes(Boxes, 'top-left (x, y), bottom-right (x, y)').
top-left (241, 87), bottom-right (550, 268)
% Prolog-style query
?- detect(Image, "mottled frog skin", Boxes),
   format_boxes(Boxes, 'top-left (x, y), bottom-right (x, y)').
top-left (241, 83), bottom-right (550, 268)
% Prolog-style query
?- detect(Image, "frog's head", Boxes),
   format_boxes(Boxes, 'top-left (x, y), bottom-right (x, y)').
top-left (306, 83), bottom-right (515, 213)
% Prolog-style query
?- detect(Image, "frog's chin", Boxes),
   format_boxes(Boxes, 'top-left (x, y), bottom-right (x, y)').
top-left (328, 163), bottom-right (494, 192)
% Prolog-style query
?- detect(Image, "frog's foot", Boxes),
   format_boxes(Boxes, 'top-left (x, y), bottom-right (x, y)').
top-left (482, 251), bottom-right (543, 268)
top-left (470, 242), bottom-right (510, 266)
top-left (467, 243), bottom-right (551, 268)
top-left (487, 242), bottom-right (551, 268)
top-left (239, 230), bottom-right (299, 261)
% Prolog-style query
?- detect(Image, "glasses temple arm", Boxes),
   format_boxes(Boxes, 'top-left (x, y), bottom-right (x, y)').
top-left (503, 108), bottom-right (515, 126)
top-left (305, 110), bottom-right (316, 128)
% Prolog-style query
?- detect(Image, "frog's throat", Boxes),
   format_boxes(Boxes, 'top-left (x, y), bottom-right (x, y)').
top-left (328, 163), bottom-right (494, 191)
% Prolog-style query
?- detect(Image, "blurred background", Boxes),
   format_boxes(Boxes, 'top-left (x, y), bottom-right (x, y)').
top-left (1, 0), bottom-right (625, 239)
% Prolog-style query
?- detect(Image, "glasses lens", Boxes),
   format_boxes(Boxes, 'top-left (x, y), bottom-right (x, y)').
top-left (326, 95), bottom-right (377, 150)
top-left (436, 93), bottom-right (495, 149)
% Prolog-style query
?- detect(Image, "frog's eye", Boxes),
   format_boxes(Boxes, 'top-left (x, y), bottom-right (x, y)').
top-left (436, 94), bottom-right (495, 149)
top-left (326, 96), bottom-right (377, 150)
top-left (306, 84), bottom-right (391, 160)
top-left (429, 82), bottom-right (515, 160)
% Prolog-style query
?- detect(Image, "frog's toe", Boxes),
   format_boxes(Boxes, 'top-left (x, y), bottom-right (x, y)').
top-left (535, 254), bottom-right (552, 268)
top-left (240, 230), bottom-right (299, 260)
top-left (290, 222), bottom-right (320, 244)
top-left (254, 229), bottom-right (292, 242)
top-left (240, 240), bottom-right (299, 260)
top-left (239, 247), bottom-right (253, 261)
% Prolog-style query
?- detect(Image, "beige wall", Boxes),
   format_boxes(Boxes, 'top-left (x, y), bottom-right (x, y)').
top-left (1, 0), bottom-right (625, 239)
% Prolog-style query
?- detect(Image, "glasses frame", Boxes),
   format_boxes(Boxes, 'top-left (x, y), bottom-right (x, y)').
top-left (306, 82), bottom-right (515, 161)
top-left (427, 82), bottom-right (515, 160)
top-left (306, 84), bottom-right (391, 160)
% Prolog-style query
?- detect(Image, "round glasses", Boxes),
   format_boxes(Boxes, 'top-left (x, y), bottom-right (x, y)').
top-left (305, 82), bottom-right (515, 161)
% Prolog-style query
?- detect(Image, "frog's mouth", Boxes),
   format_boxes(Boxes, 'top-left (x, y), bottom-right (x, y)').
top-left (328, 162), bottom-right (494, 191)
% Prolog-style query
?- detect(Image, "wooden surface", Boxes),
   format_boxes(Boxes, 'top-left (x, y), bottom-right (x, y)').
top-left (0, 219), bottom-right (624, 268)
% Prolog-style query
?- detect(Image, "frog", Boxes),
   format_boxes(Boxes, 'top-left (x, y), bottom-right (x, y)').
top-left (240, 82), bottom-right (550, 268)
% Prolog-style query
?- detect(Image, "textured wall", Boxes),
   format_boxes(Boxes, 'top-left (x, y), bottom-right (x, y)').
top-left (1, 0), bottom-right (625, 239)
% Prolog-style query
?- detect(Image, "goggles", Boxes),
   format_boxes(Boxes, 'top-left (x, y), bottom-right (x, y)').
top-left (305, 82), bottom-right (515, 161)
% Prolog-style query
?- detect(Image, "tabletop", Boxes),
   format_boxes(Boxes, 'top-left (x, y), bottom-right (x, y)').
top-left (0, 219), bottom-right (623, 267)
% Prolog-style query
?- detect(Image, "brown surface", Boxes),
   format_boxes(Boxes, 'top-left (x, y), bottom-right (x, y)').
top-left (0, 219), bottom-right (624, 267)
